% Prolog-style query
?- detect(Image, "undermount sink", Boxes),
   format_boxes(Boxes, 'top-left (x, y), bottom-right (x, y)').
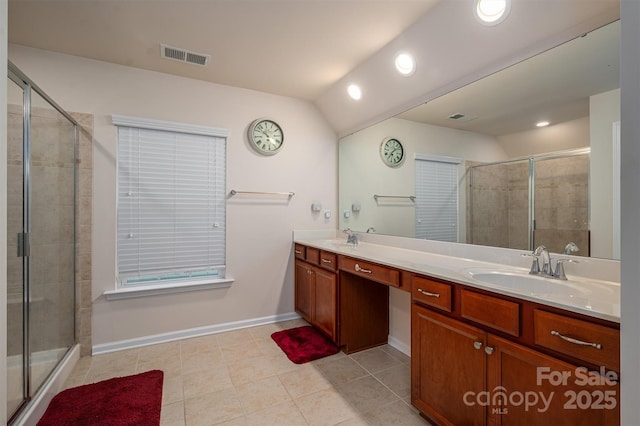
top-left (465, 269), bottom-right (591, 297)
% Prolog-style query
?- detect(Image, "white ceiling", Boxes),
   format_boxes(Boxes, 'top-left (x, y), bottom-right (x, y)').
top-left (7, 0), bottom-right (620, 136)
top-left (8, 0), bottom-right (440, 101)
top-left (396, 19), bottom-right (620, 136)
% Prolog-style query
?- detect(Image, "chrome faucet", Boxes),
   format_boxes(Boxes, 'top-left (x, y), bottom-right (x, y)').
top-left (563, 242), bottom-right (579, 255)
top-left (533, 245), bottom-right (552, 276)
top-left (366, 227), bottom-right (376, 233)
top-left (522, 244), bottom-right (579, 280)
top-left (343, 228), bottom-right (358, 246)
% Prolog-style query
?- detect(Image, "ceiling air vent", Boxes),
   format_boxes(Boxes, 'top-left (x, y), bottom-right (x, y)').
top-left (161, 44), bottom-right (210, 67)
top-left (447, 112), bottom-right (477, 122)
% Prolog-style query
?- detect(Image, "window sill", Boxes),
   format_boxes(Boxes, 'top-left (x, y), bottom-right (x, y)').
top-left (104, 277), bottom-right (234, 301)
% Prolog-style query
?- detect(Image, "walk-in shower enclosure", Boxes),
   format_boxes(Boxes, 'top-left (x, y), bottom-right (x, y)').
top-left (6, 62), bottom-right (77, 423)
top-left (468, 149), bottom-right (590, 256)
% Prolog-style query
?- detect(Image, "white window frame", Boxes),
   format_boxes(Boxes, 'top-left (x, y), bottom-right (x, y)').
top-left (415, 154), bottom-right (461, 242)
top-left (107, 115), bottom-right (232, 299)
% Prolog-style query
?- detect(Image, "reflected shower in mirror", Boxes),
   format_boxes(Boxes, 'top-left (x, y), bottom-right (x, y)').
top-left (339, 20), bottom-right (620, 260)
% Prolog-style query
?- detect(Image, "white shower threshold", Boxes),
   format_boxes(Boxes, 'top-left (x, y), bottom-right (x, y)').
top-left (11, 344), bottom-right (80, 426)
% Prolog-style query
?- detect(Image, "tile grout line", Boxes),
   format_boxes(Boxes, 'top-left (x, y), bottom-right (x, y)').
top-left (347, 352), bottom-right (409, 405)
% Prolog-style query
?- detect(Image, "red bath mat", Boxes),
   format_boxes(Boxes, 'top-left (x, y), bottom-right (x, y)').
top-left (271, 325), bottom-right (340, 364)
top-left (37, 370), bottom-right (164, 426)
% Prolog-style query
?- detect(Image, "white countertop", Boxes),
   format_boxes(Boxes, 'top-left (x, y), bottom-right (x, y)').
top-left (294, 234), bottom-right (620, 323)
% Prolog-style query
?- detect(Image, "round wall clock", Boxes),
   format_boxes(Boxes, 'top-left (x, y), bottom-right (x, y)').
top-left (248, 118), bottom-right (284, 155)
top-left (380, 137), bottom-right (405, 167)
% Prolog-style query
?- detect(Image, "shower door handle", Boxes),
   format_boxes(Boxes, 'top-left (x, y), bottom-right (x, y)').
top-left (17, 232), bottom-right (30, 257)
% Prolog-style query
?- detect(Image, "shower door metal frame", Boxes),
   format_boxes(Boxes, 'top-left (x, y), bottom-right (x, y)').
top-left (7, 61), bottom-right (79, 423)
top-left (469, 147), bottom-right (591, 252)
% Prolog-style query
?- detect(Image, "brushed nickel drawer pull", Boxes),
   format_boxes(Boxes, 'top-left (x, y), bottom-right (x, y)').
top-left (551, 330), bottom-right (602, 350)
top-left (295, 250), bottom-right (302, 254)
top-left (355, 264), bottom-right (372, 274)
top-left (322, 259), bottom-right (333, 264)
top-left (473, 341), bottom-right (483, 350)
top-left (418, 289), bottom-right (440, 298)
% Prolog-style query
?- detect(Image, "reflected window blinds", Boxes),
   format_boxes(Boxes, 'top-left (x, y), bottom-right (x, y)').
top-left (415, 155), bottom-right (461, 242)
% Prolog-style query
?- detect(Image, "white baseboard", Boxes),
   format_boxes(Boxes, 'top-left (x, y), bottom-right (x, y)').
top-left (92, 312), bottom-right (302, 355)
top-left (387, 335), bottom-right (411, 357)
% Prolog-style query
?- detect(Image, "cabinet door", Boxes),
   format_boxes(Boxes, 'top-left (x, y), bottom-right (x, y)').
top-left (487, 334), bottom-right (619, 426)
top-left (313, 266), bottom-right (338, 341)
top-left (295, 260), bottom-right (313, 323)
top-left (412, 305), bottom-right (487, 426)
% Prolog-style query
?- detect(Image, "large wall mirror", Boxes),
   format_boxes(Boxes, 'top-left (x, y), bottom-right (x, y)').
top-left (339, 20), bottom-right (620, 260)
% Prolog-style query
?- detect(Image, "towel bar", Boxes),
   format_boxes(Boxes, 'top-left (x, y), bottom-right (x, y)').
top-left (229, 190), bottom-right (295, 198)
top-left (373, 194), bottom-right (415, 202)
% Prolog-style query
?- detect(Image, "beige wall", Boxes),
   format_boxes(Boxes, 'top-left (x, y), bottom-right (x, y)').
top-left (497, 116), bottom-right (590, 158)
top-left (8, 44), bottom-right (338, 348)
top-left (590, 89), bottom-right (620, 259)
top-left (339, 117), bottom-right (508, 240)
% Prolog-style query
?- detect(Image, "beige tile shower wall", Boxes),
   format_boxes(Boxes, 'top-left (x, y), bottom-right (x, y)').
top-left (29, 106), bottom-right (76, 353)
top-left (72, 112), bottom-right (93, 356)
top-left (533, 155), bottom-right (589, 256)
top-left (468, 163), bottom-right (510, 248)
top-left (506, 161), bottom-right (530, 250)
top-left (468, 161), bottom-right (530, 251)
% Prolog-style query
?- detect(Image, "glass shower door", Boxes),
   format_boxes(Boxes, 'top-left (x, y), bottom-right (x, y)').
top-left (28, 88), bottom-right (77, 394)
top-left (7, 71), bottom-right (27, 419)
top-left (6, 64), bottom-right (77, 423)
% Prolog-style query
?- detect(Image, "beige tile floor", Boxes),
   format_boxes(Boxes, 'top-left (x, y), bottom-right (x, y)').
top-left (61, 319), bottom-right (431, 426)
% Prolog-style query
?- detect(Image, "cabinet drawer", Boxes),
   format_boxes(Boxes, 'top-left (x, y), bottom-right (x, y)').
top-left (294, 244), bottom-right (305, 259)
top-left (534, 310), bottom-right (620, 371)
top-left (339, 256), bottom-right (400, 287)
top-left (412, 276), bottom-right (452, 312)
top-left (305, 247), bottom-right (320, 265)
top-left (319, 251), bottom-right (337, 271)
top-left (461, 290), bottom-right (520, 337)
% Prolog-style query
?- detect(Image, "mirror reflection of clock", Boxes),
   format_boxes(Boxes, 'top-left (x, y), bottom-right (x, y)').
top-left (248, 118), bottom-right (284, 155)
top-left (380, 137), bottom-right (405, 167)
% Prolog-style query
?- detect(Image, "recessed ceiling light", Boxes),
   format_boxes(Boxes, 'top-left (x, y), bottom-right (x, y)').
top-left (536, 121), bottom-right (550, 127)
top-left (347, 84), bottom-right (362, 101)
top-left (475, 0), bottom-right (511, 26)
top-left (395, 52), bottom-right (416, 76)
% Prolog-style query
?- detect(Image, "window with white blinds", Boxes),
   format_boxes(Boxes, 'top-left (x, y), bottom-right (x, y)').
top-left (415, 155), bottom-right (461, 242)
top-left (113, 115), bottom-right (227, 287)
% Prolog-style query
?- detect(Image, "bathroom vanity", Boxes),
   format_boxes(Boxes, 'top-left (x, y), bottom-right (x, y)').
top-left (293, 234), bottom-right (620, 425)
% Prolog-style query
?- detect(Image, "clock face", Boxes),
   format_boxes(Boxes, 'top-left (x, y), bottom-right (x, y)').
top-left (380, 137), bottom-right (405, 167)
top-left (248, 119), bottom-right (284, 155)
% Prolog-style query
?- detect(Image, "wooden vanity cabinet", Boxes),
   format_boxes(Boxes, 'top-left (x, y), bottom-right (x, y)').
top-left (412, 305), bottom-right (486, 426)
top-left (487, 334), bottom-right (619, 426)
top-left (411, 275), bottom-right (620, 426)
top-left (294, 244), bottom-right (338, 342)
